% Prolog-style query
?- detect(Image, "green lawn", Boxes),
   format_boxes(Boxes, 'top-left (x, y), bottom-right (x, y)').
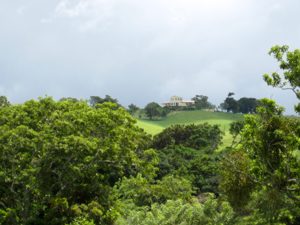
top-left (135, 110), bottom-right (245, 150)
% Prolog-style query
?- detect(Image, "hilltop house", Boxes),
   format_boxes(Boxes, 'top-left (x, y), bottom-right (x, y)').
top-left (162, 96), bottom-right (195, 108)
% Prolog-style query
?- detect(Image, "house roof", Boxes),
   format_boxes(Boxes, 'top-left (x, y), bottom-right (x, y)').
top-left (162, 101), bottom-right (194, 104)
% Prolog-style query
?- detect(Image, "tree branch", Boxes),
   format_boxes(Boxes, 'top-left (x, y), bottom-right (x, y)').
top-left (285, 189), bottom-right (300, 202)
top-left (287, 178), bottom-right (300, 188)
top-left (0, 201), bottom-right (7, 209)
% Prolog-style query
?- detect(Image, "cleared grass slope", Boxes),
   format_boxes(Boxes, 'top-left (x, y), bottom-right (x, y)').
top-left (135, 110), bottom-right (245, 150)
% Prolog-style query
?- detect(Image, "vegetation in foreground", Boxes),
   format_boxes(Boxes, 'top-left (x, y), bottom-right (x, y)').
top-left (1, 45), bottom-right (300, 224)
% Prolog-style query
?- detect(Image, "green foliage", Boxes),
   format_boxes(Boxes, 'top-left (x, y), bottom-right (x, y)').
top-left (227, 120), bottom-right (244, 149)
top-left (218, 102), bottom-right (229, 112)
top-left (218, 45), bottom-right (300, 224)
top-left (89, 96), bottom-right (102, 107)
top-left (221, 98), bottom-right (300, 219)
top-left (0, 96), bottom-right (150, 224)
top-left (192, 95), bottom-right (215, 110)
top-left (128, 104), bottom-right (140, 116)
top-left (237, 98), bottom-right (260, 114)
top-left (89, 95), bottom-right (122, 109)
top-left (116, 196), bottom-right (235, 225)
top-left (263, 45), bottom-right (300, 113)
top-left (0, 96), bottom-right (10, 107)
top-left (144, 102), bottom-right (164, 120)
top-left (243, 190), bottom-right (300, 225)
top-left (116, 174), bottom-right (194, 207)
top-left (151, 124), bottom-right (223, 194)
top-left (220, 150), bottom-right (256, 210)
top-left (161, 110), bottom-right (167, 118)
top-left (59, 97), bottom-right (79, 103)
top-left (152, 123), bottom-right (223, 151)
top-left (155, 145), bottom-right (221, 194)
top-left (155, 146), bottom-right (198, 179)
top-left (135, 109), bottom-right (244, 138)
top-left (224, 93), bottom-right (238, 113)
top-left (221, 94), bottom-right (259, 114)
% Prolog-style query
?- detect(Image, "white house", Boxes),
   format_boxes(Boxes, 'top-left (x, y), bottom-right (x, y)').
top-left (162, 96), bottom-right (195, 107)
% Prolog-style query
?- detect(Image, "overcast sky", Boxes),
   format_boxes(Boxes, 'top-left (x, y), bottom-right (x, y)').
top-left (1, 0), bottom-right (300, 114)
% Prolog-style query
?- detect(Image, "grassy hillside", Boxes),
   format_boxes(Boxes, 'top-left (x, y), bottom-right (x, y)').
top-left (135, 110), bottom-right (245, 150)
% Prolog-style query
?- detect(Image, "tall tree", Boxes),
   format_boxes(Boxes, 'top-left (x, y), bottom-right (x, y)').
top-left (224, 92), bottom-right (238, 113)
top-left (191, 95), bottom-right (215, 110)
top-left (128, 103), bottom-right (140, 115)
top-left (0, 95), bottom-right (10, 107)
top-left (144, 102), bottom-right (163, 120)
top-left (237, 97), bottom-right (259, 114)
top-left (89, 95), bottom-right (103, 107)
top-left (218, 102), bottom-right (229, 112)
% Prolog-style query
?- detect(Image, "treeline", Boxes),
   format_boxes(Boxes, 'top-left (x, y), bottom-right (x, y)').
top-left (133, 93), bottom-right (260, 121)
top-left (217, 92), bottom-right (260, 114)
top-left (3, 92), bottom-right (259, 123)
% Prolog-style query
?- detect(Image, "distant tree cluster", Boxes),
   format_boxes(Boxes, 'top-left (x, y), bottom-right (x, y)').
top-left (140, 94), bottom-right (217, 120)
top-left (218, 92), bottom-right (260, 113)
top-left (59, 97), bottom-right (79, 103)
top-left (144, 102), bottom-right (168, 120)
top-left (89, 95), bottom-right (123, 109)
top-left (0, 95), bottom-right (10, 107)
top-left (127, 103), bottom-right (140, 115)
top-left (192, 95), bottom-right (215, 110)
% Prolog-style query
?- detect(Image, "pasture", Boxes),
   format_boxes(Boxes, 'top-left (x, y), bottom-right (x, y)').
top-left (135, 110), bottom-right (245, 150)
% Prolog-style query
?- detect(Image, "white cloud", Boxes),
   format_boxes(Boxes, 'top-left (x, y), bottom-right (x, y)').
top-left (53, 0), bottom-right (114, 31)
top-left (271, 3), bottom-right (281, 11)
top-left (16, 5), bottom-right (26, 14)
top-left (169, 7), bottom-right (186, 29)
top-left (41, 18), bottom-right (53, 23)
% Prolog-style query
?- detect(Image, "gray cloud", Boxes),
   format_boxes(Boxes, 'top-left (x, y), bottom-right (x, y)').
top-left (1, 0), bottom-right (300, 114)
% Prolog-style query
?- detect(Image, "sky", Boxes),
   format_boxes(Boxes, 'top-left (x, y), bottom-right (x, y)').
top-left (1, 0), bottom-right (300, 114)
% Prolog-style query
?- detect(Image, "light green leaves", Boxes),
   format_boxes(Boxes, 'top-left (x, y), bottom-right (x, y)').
top-left (0, 96), bottom-right (148, 224)
top-left (264, 45), bottom-right (300, 113)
